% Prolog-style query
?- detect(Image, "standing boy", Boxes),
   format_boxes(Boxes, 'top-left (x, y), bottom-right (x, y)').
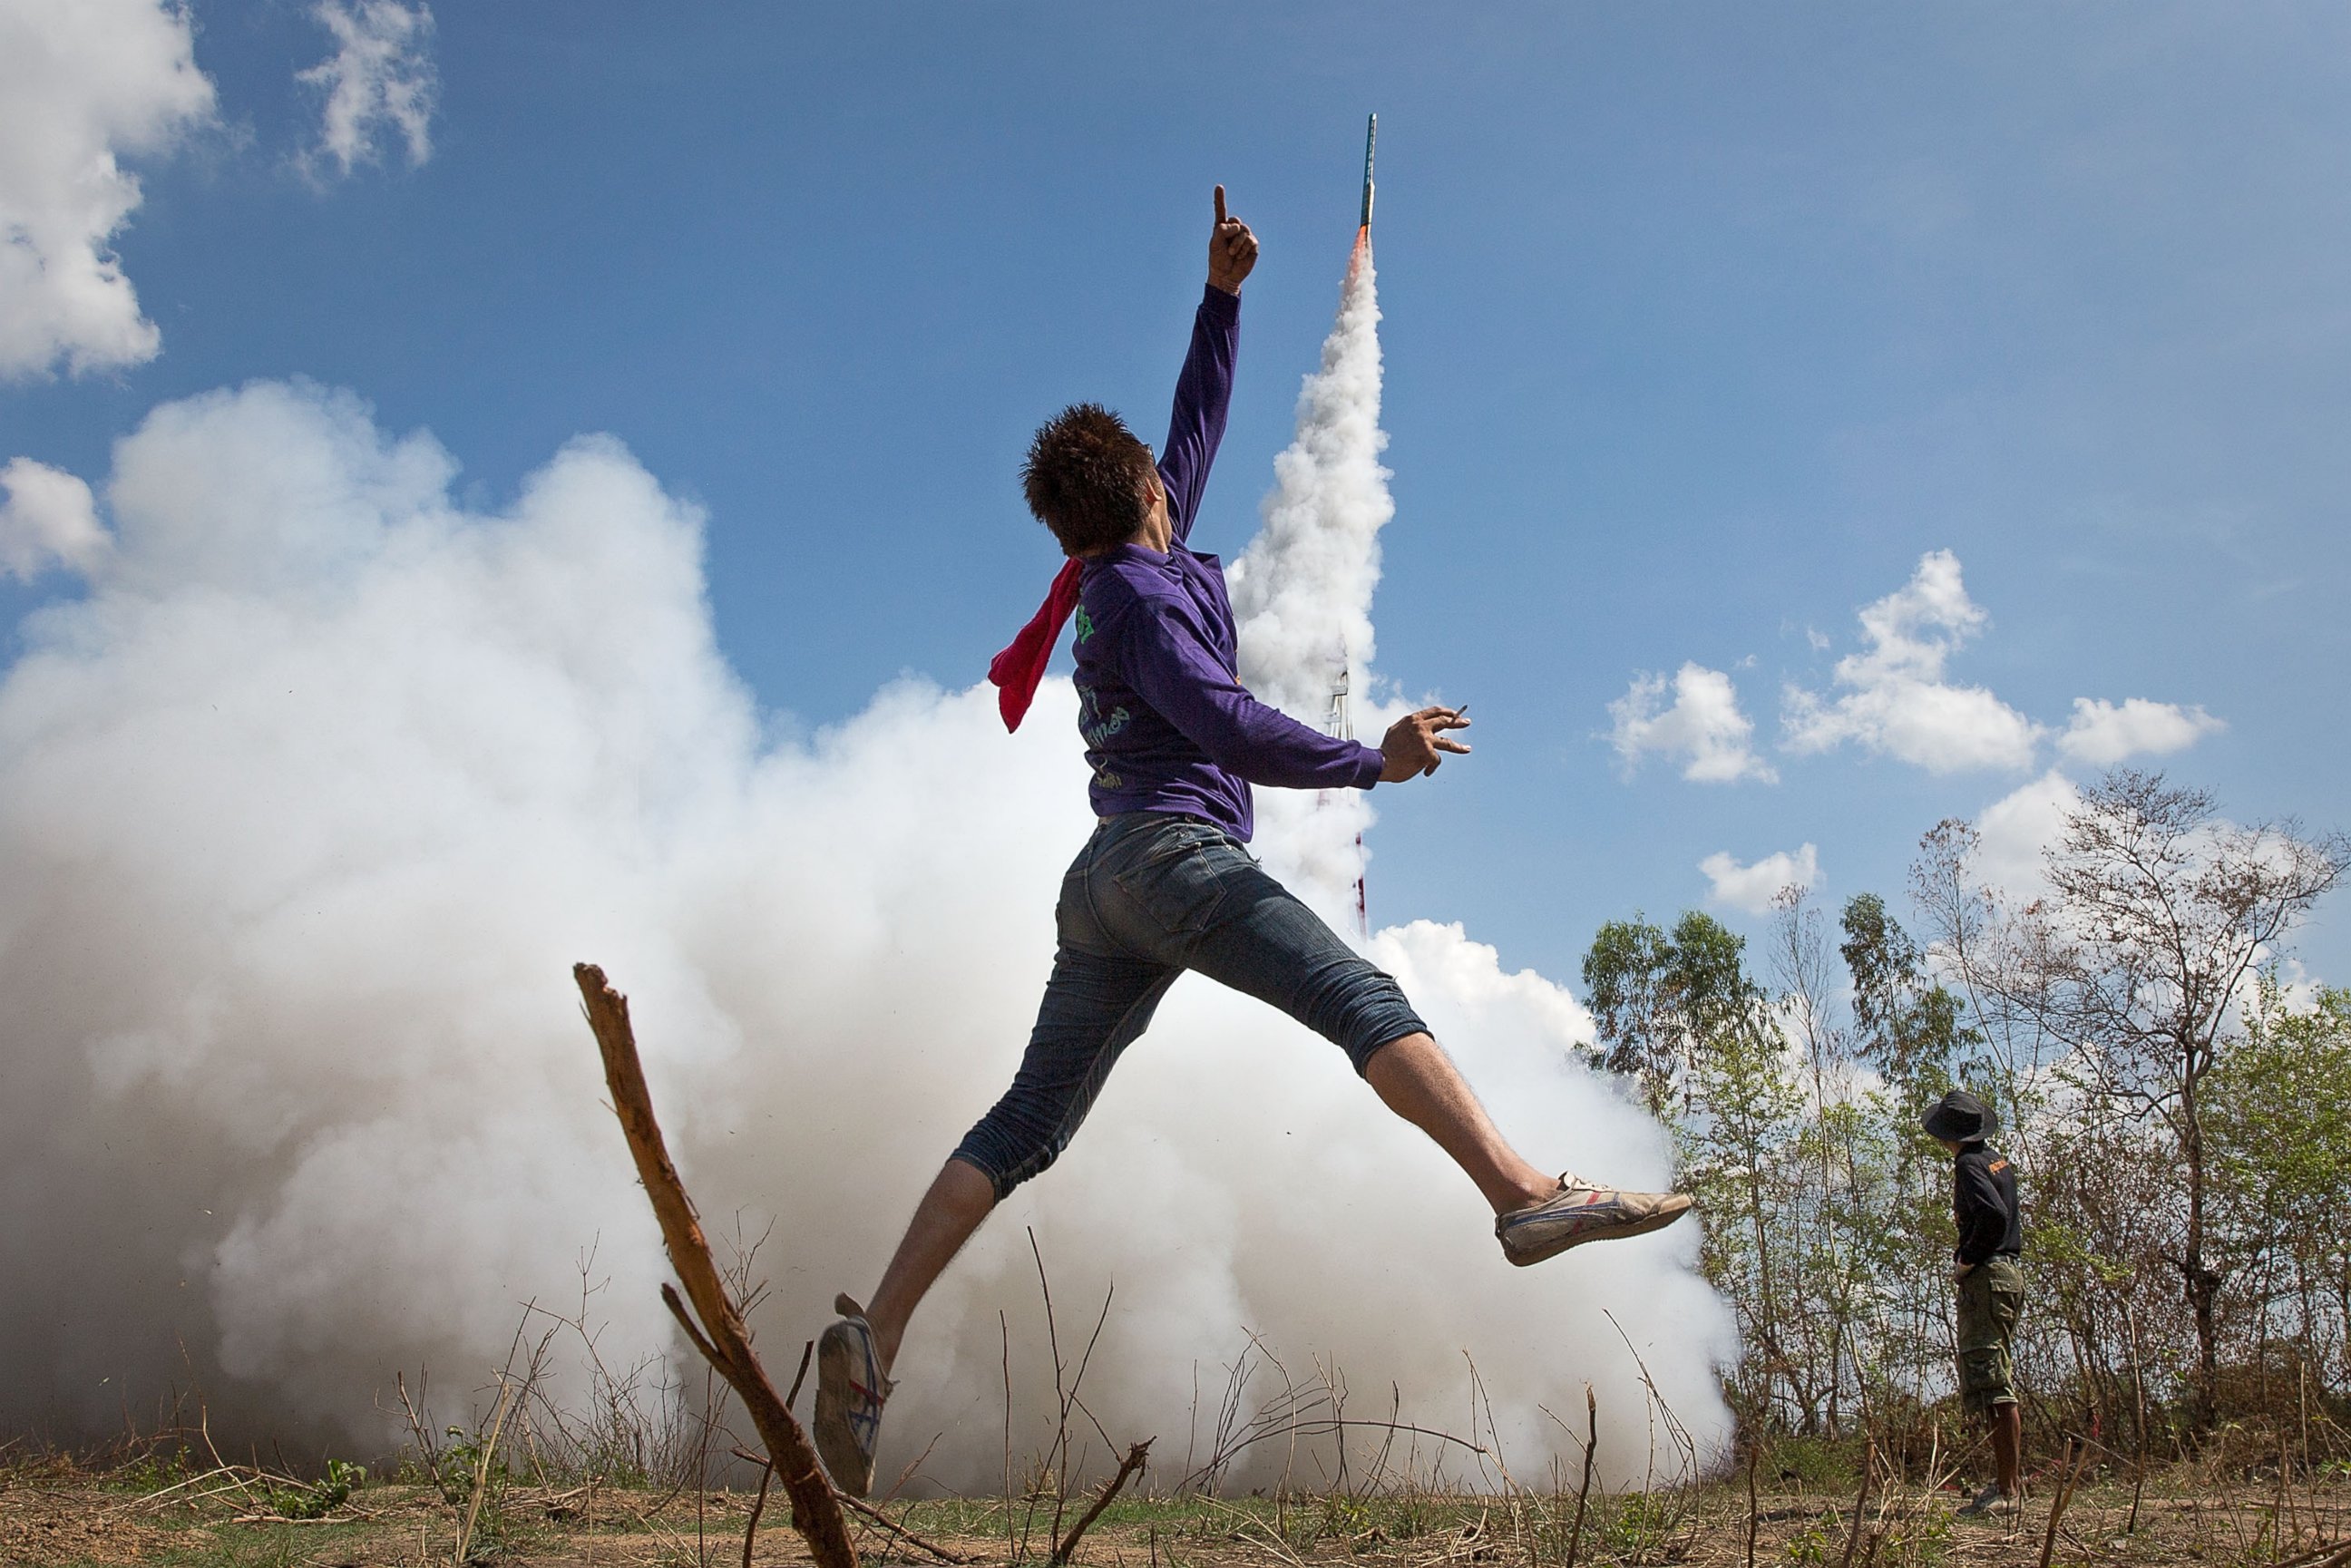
top-left (1925, 1088), bottom-right (2024, 1517)
top-left (810, 187), bottom-right (1693, 1496)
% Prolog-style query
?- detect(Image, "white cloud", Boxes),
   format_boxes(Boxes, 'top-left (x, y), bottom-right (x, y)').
top-left (1700, 843), bottom-right (1820, 915)
top-left (1608, 662), bottom-right (1777, 784)
top-left (0, 457), bottom-right (109, 579)
top-left (298, 1), bottom-right (437, 181)
top-left (0, 0), bottom-right (215, 378)
top-left (1969, 769), bottom-right (2082, 900)
top-left (1782, 550), bottom-right (2043, 773)
top-left (2056, 696), bottom-right (2225, 767)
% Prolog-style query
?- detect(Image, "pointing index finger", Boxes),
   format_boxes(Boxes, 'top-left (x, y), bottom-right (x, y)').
top-left (1214, 185), bottom-right (1228, 225)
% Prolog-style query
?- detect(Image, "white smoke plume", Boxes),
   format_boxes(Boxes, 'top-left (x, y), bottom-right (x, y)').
top-left (1230, 238), bottom-right (1391, 727)
top-left (1227, 239), bottom-right (1400, 910)
top-left (0, 241), bottom-right (1733, 1490)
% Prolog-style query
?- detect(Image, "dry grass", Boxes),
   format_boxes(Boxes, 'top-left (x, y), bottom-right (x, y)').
top-left (9, 1446), bottom-right (2351, 1568)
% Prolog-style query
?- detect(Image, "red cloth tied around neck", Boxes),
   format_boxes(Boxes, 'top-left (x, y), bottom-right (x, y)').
top-left (988, 558), bottom-right (1083, 731)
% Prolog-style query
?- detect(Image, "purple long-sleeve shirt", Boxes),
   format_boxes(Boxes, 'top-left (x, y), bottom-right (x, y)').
top-left (1072, 285), bottom-right (1384, 842)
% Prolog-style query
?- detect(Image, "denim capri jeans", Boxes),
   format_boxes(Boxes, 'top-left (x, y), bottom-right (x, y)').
top-left (951, 812), bottom-right (1429, 1199)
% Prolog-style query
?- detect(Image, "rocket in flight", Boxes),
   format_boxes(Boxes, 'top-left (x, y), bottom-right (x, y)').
top-left (1359, 112), bottom-right (1377, 232)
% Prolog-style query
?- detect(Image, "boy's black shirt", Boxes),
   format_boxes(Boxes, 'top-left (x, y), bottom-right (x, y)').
top-left (1954, 1144), bottom-right (2022, 1266)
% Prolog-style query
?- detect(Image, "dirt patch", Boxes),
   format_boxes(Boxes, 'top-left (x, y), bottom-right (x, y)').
top-left (1, 1477), bottom-right (186, 1566)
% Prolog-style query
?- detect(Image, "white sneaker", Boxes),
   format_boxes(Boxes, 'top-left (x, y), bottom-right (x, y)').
top-left (1956, 1483), bottom-right (2015, 1517)
top-left (814, 1294), bottom-right (893, 1496)
top-left (1495, 1174), bottom-right (1693, 1267)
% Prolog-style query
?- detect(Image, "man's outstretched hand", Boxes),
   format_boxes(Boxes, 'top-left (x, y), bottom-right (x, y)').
top-left (1208, 185), bottom-right (1258, 296)
top-left (1379, 706), bottom-right (1472, 784)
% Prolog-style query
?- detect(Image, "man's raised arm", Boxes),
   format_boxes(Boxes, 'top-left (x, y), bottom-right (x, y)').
top-left (1158, 186), bottom-right (1257, 546)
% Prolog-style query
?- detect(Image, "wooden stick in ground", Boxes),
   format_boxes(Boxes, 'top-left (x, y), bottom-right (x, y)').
top-left (1564, 1386), bottom-right (1597, 1568)
top-left (452, 1378), bottom-right (514, 1568)
top-left (1839, 1436), bottom-right (1875, 1568)
top-left (574, 962), bottom-right (858, 1568)
top-left (731, 1447), bottom-right (972, 1567)
top-left (1052, 1439), bottom-right (1153, 1565)
top-left (742, 1460), bottom-right (773, 1568)
top-left (1744, 1434), bottom-right (1761, 1568)
top-left (2036, 1438), bottom-right (2088, 1568)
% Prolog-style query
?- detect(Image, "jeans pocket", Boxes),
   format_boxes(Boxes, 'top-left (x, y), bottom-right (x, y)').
top-left (1110, 828), bottom-right (1228, 937)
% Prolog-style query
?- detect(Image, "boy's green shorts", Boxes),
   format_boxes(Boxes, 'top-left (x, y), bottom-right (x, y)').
top-left (1956, 1254), bottom-right (2024, 1418)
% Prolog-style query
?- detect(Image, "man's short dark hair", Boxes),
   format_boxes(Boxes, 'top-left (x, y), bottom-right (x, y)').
top-left (1021, 404), bottom-right (1157, 557)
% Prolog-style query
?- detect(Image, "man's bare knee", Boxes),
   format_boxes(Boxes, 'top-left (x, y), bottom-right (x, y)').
top-left (1362, 1030), bottom-right (1447, 1084)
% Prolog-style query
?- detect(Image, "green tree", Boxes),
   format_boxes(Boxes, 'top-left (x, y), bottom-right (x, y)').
top-left (1582, 915), bottom-right (1680, 1115)
top-left (1583, 911), bottom-right (1763, 1116)
top-left (2208, 985), bottom-right (2351, 1388)
top-left (1585, 911), bottom-right (1813, 1426)
top-left (1839, 891), bottom-right (1978, 1090)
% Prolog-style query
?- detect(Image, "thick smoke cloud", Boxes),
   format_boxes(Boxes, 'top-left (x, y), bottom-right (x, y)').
top-left (0, 287), bottom-right (1733, 1487)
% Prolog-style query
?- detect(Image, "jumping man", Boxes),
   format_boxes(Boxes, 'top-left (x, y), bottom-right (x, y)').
top-left (811, 187), bottom-right (1694, 1495)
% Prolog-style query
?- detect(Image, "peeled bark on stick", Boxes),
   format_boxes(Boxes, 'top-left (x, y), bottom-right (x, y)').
top-left (574, 962), bottom-right (858, 1568)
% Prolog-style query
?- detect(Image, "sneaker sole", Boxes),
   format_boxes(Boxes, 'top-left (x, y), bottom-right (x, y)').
top-left (1501, 1193), bottom-right (1693, 1268)
top-left (813, 1324), bottom-right (877, 1496)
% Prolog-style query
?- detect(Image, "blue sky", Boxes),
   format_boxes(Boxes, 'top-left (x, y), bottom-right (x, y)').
top-left (6, 1), bottom-right (2348, 987)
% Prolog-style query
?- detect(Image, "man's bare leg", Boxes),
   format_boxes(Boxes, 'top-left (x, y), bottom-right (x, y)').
top-left (864, 1033), bottom-right (1635, 1376)
top-left (1365, 1032), bottom-right (1556, 1214)
top-left (1992, 1399), bottom-right (2023, 1499)
top-left (863, 1156), bottom-right (996, 1375)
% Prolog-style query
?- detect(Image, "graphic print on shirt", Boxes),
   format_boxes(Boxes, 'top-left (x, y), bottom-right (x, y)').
top-left (1078, 682), bottom-right (1127, 792)
top-left (1074, 605), bottom-right (1097, 644)
top-left (1078, 685), bottom-right (1130, 748)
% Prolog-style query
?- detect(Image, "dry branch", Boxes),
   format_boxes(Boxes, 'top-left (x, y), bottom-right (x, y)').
top-left (1052, 1439), bottom-right (1152, 1564)
top-left (1743, 1435), bottom-right (1760, 1568)
top-left (574, 961), bottom-right (857, 1568)
top-left (841, 1491), bottom-right (971, 1563)
top-left (730, 1445), bottom-right (971, 1566)
top-left (451, 1378), bottom-right (513, 1566)
top-left (1563, 1387), bottom-right (1596, 1568)
top-left (742, 1457), bottom-right (775, 1568)
top-left (1839, 1436), bottom-right (1874, 1568)
top-left (2037, 1439), bottom-right (2089, 1568)
top-left (737, 1340), bottom-right (815, 1568)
